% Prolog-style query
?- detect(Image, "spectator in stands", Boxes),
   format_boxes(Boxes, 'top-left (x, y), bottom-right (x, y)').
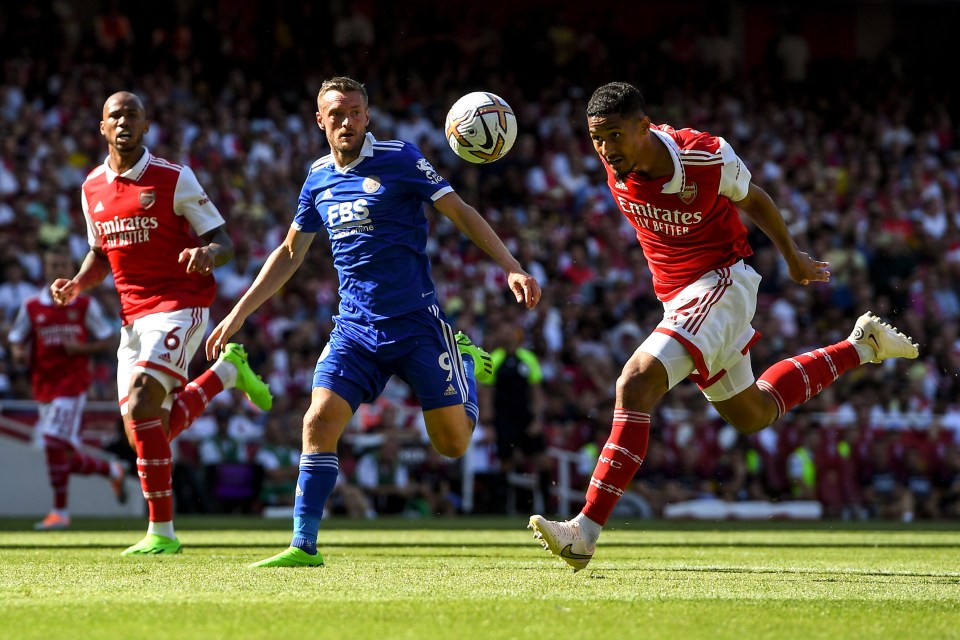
top-left (940, 443), bottom-right (960, 518)
top-left (485, 322), bottom-right (550, 513)
top-left (0, 260), bottom-right (38, 322)
top-left (255, 414), bottom-right (301, 508)
top-left (787, 426), bottom-right (820, 501)
top-left (354, 436), bottom-right (415, 516)
top-left (199, 406), bottom-right (258, 513)
top-left (902, 447), bottom-right (941, 519)
top-left (862, 437), bottom-right (914, 521)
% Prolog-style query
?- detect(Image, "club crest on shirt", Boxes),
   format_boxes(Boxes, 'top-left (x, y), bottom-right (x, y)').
top-left (678, 183), bottom-right (697, 205)
top-left (139, 189), bottom-right (156, 209)
top-left (362, 176), bottom-right (381, 194)
top-left (416, 158), bottom-right (444, 185)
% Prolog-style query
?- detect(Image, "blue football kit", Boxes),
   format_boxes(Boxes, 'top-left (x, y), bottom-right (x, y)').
top-left (292, 133), bottom-right (477, 417)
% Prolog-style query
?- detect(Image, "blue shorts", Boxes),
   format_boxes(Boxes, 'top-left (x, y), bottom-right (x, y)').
top-left (313, 305), bottom-right (471, 413)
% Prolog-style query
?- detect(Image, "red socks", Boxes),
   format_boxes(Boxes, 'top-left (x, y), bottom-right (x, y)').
top-left (757, 341), bottom-right (861, 417)
top-left (69, 450), bottom-right (110, 476)
top-left (43, 439), bottom-right (70, 510)
top-left (131, 417), bottom-right (173, 522)
top-left (167, 369), bottom-right (224, 441)
top-left (582, 409), bottom-right (650, 526)
top-left (579, 342), bottom-right (861, 526)
top-left (44, 437), bottom-right (111, 510)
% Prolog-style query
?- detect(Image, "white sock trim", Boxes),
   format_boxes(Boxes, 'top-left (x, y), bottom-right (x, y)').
top-left (148, 520), bottom-right (177, 540)
top-left (849, 339), bottom-right (875, 365)
top-left (573, 513), bottom-right (602, 546)
top-left (210, 358), bottom-right (238, 389)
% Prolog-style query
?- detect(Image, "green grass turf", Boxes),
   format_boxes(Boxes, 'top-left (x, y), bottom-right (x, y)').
top-left (1, 517), bottom-right (958, 640)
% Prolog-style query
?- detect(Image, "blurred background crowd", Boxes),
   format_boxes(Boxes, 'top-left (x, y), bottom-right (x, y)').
top-left (1, 0), bottom-right (959, 521)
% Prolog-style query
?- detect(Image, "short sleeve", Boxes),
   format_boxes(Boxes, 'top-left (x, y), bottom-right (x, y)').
top-left (7, 303), bottom-right (31, 343)
top-left (174, 166), bottom-right (226, 236)
top-left (400, 144), bottom-right (454, 202)
top-left (292, 177), bottom-right (325, 233)
top-left (717, 137), bottom-right (752, 202)
top-left (81, 188), bottom-right (101, 249)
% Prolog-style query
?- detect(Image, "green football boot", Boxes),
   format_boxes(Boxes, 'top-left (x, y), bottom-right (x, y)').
top-left (220, 343), bottom-right (273, 411)
top-left (121, 533), bottom-right (183, 556)
top-left (455, 331), bottom-right (494, 384)
top-left (248, 547), bottom-right (325, 568)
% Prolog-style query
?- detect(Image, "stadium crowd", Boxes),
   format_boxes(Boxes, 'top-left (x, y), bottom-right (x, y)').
top-left (1, 1), bottom-right (959, 521)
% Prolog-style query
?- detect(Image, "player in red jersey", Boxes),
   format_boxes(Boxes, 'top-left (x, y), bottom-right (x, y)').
top-left (50, 91), bottom-right (273, 555)
top-left (528, 81), bottom-right (920, 571)
top-left (9, 247), bottom-right (121, 530)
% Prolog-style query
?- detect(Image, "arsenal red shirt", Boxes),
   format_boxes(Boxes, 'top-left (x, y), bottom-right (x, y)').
top-left (605, 125), bottom-right (753, 301)
top-left (81, 150), bottom-right (225, 324)
top-left (8, 291), bottom-right (115, 402)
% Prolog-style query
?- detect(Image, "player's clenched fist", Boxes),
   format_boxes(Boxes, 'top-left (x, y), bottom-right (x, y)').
top-left (49, 278), bottom-right (79, 306)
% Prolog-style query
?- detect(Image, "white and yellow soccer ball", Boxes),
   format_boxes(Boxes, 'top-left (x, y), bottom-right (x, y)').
top-left (444, 91), bottom-right (518, 164)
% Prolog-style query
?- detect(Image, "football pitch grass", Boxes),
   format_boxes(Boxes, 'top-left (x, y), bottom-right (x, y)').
top-left (1, 517), bottom-right (958, 640)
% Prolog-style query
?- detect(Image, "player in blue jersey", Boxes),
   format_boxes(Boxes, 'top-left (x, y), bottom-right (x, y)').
top-left (207, 76), bottom-right (541, 567)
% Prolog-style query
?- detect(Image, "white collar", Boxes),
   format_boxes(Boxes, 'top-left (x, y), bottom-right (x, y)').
top-left (650, 129), bottom-right (685, 195)
top-left (335, 133), bottom-right (377, 172)
top-left (102, 148), bottom-right (152, 184)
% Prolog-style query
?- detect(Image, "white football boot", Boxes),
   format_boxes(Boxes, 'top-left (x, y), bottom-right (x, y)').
top-left (528, 515), bottom-right (596, 572)
top-left (848, 311), bottom-right (919, 364)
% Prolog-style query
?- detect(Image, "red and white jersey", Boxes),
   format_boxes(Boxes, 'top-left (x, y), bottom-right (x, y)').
top-left (8, 290), bottom-right (115, 402)
top-left (605, 124), bottom-right (753, 301)
top-left (81, 149), bottom-right (225, 324)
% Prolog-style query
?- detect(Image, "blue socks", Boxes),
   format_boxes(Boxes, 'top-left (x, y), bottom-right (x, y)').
top-left (291, 452), bottom-right (339, 555)
top-left (461, 355), bottom-right (480, 426)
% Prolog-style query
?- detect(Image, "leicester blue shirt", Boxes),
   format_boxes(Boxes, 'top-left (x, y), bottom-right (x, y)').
top-left (293, 133), bottom-right (454, 321)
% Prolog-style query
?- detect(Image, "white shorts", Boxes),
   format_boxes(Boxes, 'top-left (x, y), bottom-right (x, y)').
top-left (638, 261), bottom-right (762, 402)
top-left (37, 395), bottom-right (86, 446)
top-left (117, 307), bottom-right (209, 412)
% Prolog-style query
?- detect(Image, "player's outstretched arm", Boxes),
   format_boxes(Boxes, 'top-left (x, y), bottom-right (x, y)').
top-left (50, 248), bottom-right (111, 306)
top-left (205, 227), bottom-right (315, 359)
top-left (736, 183), bottom-right (830, 286)
top-left (434, 192), bottom-right (542, 309)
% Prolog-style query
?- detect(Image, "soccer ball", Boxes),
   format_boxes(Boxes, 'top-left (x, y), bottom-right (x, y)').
top-left (444, 92), bottom-right (517, 164)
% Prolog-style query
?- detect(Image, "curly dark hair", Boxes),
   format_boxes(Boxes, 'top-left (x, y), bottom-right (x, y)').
top-left (585, 82), bottom-right (646, 118)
